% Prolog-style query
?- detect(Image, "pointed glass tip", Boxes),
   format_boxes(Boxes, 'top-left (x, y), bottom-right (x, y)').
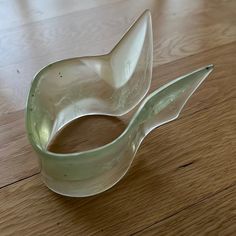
top-left (206, 64), bottom-right (214, 71)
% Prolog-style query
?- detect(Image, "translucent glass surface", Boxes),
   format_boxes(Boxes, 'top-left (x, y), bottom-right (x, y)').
top-left (26, 10), bottom-right (213, 197)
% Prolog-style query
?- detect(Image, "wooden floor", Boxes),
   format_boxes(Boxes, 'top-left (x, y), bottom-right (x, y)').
top-left (0, 0), bottom-right (236, 235)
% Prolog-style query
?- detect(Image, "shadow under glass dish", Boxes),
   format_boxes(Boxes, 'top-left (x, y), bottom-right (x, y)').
top-left (26, 10), bottom-right (213, 197)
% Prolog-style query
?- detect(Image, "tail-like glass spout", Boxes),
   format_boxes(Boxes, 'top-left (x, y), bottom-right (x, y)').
top-left (127, 65), bottom-right (214, 146)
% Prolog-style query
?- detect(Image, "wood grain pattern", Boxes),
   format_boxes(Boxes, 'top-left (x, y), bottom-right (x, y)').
top-left (0, 110), bottom-right (39, 187)
top-left (134, 184), bottom-right (236, 236)
top-left (0, 0), bottom-right (124, 30)
top-left (0, 98), bottom-right (235, 235)
top-left (0, 0), bottom-right (236, 235)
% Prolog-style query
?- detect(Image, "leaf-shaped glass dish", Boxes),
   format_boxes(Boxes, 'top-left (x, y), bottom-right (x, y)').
top-left (26, 10), bottom-right (213, 197)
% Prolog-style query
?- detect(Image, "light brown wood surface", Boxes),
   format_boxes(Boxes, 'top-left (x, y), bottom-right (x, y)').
top-left (0, 0), bottom-right (236, 235)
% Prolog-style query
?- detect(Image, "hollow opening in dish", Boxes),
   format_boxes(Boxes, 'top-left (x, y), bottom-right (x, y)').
top-left (47, 115), bottom-right (127, 154)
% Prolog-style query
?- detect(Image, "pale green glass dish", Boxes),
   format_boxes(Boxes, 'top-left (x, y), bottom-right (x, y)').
top-left (26, 10), bottom-right (213, 197)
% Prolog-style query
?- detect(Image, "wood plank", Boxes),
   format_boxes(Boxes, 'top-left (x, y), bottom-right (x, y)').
top-left (0, 110), bottom-right (39, 187)
top-left (134, 185), bottom-right (236, 236)
top-left (0, 42), bottom-right (235, 188)
top-left (1, 0), bottom-right (236, 113)
top-left (0, 96), bottom-right (235, 235)
top-left (0, 0), bottom-right (124, 30)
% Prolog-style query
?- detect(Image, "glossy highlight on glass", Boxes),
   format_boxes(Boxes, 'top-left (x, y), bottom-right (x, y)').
top-left (26, 10), bottom-right (213, 197)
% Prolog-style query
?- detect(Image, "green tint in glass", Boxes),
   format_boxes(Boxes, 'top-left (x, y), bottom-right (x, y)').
top-left (26, 10), bottom-right (213, 197)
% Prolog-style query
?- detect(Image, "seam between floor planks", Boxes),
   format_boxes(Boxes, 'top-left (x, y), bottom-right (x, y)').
top-left (154, 40), bottom-right (236, 68)
top-left (0, 172), bottom-right (40, 191)
top-left (130, 181), bottom-right (236, 236)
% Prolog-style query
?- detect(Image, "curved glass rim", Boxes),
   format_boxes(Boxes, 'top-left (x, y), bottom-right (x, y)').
top-left (26, 64), bottom-right (213, 159)
top-left (26, 9), bottom-right (153, 159)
